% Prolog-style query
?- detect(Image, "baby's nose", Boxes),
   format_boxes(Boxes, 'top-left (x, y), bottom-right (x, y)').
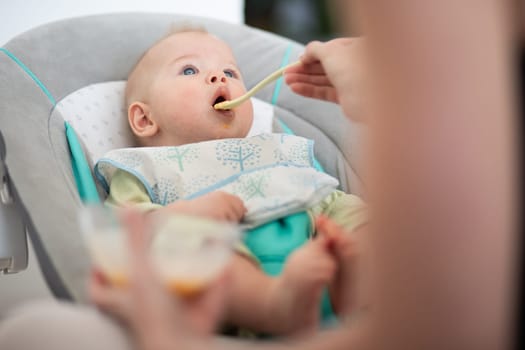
top-left (208, 74), bottom-right (227, 84)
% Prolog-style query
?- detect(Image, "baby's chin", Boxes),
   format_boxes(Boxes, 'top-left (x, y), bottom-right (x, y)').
top-left (187, 115), bottom-right (253, 142)
top-left (182, 128), bottom-right (247, 144)
top-left (212, 127), bottom-right (249, 140)
top-left (216, 117), bottom-right (253, 139)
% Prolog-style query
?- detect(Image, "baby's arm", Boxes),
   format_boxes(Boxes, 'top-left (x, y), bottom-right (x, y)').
top-left (105, 169), bottom-right (163, 211)
top-left (274, 235), bottom-right (338, 334)
top-left (107, 169), bottom-right (246, 223)
top-left (162, 191), bottom-right (247, 223)
top-left (222, 235), bottom-right (337, 336)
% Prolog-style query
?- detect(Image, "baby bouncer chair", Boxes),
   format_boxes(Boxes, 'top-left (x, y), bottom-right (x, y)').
top-left (0, 13), bottom-right (364, 304)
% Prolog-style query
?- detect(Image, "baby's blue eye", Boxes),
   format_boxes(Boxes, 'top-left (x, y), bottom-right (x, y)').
top-left (224, 70), bottom-right (235, 78)
top-left (183, 67), bottom-right (197, 75)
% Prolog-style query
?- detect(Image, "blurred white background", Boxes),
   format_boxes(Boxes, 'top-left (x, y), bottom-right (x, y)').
top-left (0, 0), bottom-right (244, 45)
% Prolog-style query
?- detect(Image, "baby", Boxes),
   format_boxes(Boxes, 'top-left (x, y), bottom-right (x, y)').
top-left (96, 28), bottom-right (367, 335)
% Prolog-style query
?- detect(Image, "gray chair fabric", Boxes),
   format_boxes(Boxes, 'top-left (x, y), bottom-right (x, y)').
top-left (0, 13), bottom-right (363, 302)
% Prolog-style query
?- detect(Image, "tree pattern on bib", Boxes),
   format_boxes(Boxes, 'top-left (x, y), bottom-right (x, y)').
top-left (232, 172), bottom-right (270, 200)
top-left (215, 139), bottom-right (262, 171)
top-left (152, 146), bottom-right (199, 172)
top-left (152, 177), bottom-right (179, 205)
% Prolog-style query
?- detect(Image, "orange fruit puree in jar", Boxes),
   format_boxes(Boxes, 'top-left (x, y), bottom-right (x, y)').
top-left (106, 271), bottom-right (129, 288)
top-left (104, 270), bottom-right (206, 297)
top-left (166, 279), bottom-right (207, 297)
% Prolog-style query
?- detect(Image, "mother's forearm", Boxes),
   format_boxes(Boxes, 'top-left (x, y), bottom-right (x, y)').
top-left (358, 0), bottom-right (517, 349)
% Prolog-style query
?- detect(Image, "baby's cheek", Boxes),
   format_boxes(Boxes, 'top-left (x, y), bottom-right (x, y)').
top-left (240, 101), bottom-right (254, 132)
top-left (179, 88), bottom-right (199, 104)
top-left (177, 90), bottom-right (202, 113)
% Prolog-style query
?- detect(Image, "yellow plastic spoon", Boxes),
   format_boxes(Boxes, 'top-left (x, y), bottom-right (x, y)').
top-left (214, 61), bottom-right (301, 110)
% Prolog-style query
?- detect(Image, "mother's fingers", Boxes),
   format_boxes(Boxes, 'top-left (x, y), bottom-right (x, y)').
top-left (89, 270), bottom-right (133, 322)
top-left (119, 208), bottom-right (161, 290)
top-left (301, 41), bottom-right (325, 65)
top-left (316, 216), bottom-right (358, 262)
top-left (284, 72), bottom-right (332, 87)
top-left (316, 215), bottom-right (344, 236)
top-left (120, 208), bottom-right (150, 261)
top-left (301, 38), bottom-right (355, 65)
top-left (287, 83), bottom-right (339, 103)
top-left (285, 61), bottom-right (326, 76)
top-left (181, 269), bottom-right (231, 334)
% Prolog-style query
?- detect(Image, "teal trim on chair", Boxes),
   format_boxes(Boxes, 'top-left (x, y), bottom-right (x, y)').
top-left (273, 45), bottom-right (296, 138)
top-left (272, 45), bottom-right (325, 173)
top-left (0, 48), bottom-right (56, 105)
top-left (271, 44), bottom-right (293, 106)
top-left (65, 122), bottom-right (101, 204)
top-left (277, 119), bottom-right (295, 135)
top-left (0, 47), bottom-right (100, 203)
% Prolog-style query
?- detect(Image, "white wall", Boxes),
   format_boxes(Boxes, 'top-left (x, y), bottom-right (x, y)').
top-left (0, 0), bottom-right (244, 46)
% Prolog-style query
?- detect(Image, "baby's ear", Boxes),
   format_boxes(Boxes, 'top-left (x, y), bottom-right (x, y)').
top-left (128, 102), bottom-right (159, 139)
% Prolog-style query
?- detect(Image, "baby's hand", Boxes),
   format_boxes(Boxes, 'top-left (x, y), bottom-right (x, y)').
top-left (272, 236), bottom-right (338, 334)
top-left (165, 191), bottom-right (247, 223)
top-left (282, 236), bottom-right (337, 290)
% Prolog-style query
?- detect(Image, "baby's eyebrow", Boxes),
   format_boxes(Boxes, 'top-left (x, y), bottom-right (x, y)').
top-left (227, 62), bottom-right (241, 71)
top-left (168, 54), bottom-right (198, 66)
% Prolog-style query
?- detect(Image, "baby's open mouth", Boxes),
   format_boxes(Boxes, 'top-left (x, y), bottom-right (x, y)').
top-left (213, 96), bottom-right (227, 106)
top-left (211, 87), bottom-right (232, 111)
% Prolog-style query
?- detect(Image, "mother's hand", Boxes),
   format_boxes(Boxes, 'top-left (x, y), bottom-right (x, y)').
top-left (285, 38), bottom-right (365, 121)
top-left (89, 209), bottom-right (229, 350)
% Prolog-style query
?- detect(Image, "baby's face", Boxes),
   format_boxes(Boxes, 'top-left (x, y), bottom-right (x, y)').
top-left (143, 32), bottom-right (253, 145)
